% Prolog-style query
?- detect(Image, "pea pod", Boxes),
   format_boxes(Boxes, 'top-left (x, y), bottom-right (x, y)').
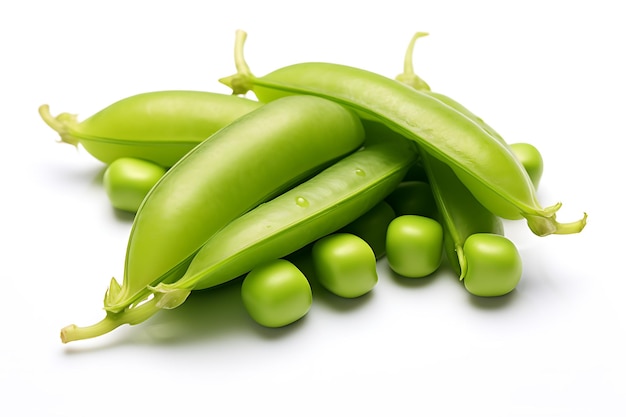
top-left (220, 30), bottom-right (586, 236)
top-left (60, 137), bottom-right (415, 342)
top-left (99, 95), bottom-right (364, 316)
top-left (39, 91), bottom-right (263, 167)
top-left (422, 151), bottom-right (505, 277)
top-left (396, 33), bottom-right (523, 293)
top-left (396, 32), bottom-right (544, 189)
top-left (151, 137), bottom-right (416, 309)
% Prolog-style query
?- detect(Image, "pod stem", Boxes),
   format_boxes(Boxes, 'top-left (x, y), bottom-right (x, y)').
top-left (395, 32), bottom-right (431, 92)
top-left (38, 104), bottom-right (81, 147)
top-left (218, 30), bottom-right (256, 95)
top-left (524, 210), bottom-right (588, 237)
top-left (60, 294), bottom-right (162, 344)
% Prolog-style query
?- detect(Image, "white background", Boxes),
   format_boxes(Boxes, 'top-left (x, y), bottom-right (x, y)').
top-left (2, 1), bottom-right (624, 416)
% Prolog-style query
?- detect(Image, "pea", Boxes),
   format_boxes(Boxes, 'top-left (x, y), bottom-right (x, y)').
top-left (312, 233), bottom-right (378, 298)
top-left (509, 142), bottom-right (544, 190)
top-left (386, 215), bottom-right (443, 278)
top-left (462, 234), bottom-right (522, 297)
top-left (241, 259), bottom-right (312, 328)
top-left (385, 180), bottom-right (437, 218)
top-left (102, 158), bottom-right (166, 213)
top-left (340, 201), bottom-right (396, 259)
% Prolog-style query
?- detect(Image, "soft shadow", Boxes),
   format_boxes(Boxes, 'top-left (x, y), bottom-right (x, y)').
top-left (134, 279), bottom-right (253, 346)
top-left (466, 288), bottom-right (519, 310)
top-left (111, 207), bottom-right (135, 223)
top-left (386, 264), bottom-right (439, 289)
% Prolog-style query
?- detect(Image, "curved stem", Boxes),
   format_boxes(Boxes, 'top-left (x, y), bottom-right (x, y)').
top-left (60, 294), bottom-right (162, 343)
top-left (524, 211), bottom-right (588, 236)
top-left (395, 32), bottom-right (431, 91)
top-left (38, 104), bottom-right (81, 147)
top-left (218, 29), bottom-right (256, 95)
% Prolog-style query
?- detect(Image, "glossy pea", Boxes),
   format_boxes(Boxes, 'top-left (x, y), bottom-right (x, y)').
top-left (102, 158), bottom-right (166, 213)
top-left (222, 30), bottom-right (586, 236)
top-left (509, 143), bottom-right (544, 189)
top-left (241, 259), bottom-right (312, 328)
top-left (150, 138), bottom-right (416, 311)
top-left (385, 180), bottom-right (437, 218)
top-left (340, 201), bottom-right (396, 259)
top-left (312, 233), bottom-right (378, 298)
top-left (463, 234), bottom-right (523, 297)
top-left (386, 215), bottom-right (444, 278)
top-left (39, 91), bottom-right (263, 167)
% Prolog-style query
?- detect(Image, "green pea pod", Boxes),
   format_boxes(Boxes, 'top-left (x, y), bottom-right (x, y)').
top-left (422, 151), bottom-right (504, 278)
top-left (396, 32), bottom-right (544, 190)
top-left (39, 91), bottom-right (263, 167)
top-left (396, 33), bottom-right (522, 293)
top-left (220, 30), bottom-right (586, 236)
top-left (99, 95), bottom-right (364, 315)
top-left (152, 137), bottom-right (416, 309)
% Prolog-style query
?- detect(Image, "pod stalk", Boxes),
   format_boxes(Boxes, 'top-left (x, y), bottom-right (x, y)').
top-left (38, 104), bottom-right (81, 147)
top-left (60, 294), bottom-right (162, 344)
top-left (395, 32), bottom-right (431, 91)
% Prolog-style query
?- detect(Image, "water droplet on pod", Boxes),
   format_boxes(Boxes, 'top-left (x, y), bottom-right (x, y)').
top-left (296, 196), bottom-right (309, 207)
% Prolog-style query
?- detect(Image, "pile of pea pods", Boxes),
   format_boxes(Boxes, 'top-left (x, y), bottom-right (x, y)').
top-left (40, 31), bottom-right (586, 344)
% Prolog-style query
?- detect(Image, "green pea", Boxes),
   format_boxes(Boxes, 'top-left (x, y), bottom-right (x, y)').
top-left (312, 233), bottom-right (378, 298)
top-left (102, 158), bottom-right (166, 213)
top-left (386, 215), bottom-right (443, 278)
top-left (509, 143), bottom-right (544, 190)
top-left (241, 259), bottom-right (312, 328)
top-left (340, 201), bottom-right (396, 259)
top-left (462, 234), bottom-right (522, 297)
top-left (385, 180), bottom-right (437, 218)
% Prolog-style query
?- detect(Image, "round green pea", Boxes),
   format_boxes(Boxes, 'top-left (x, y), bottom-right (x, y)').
top-left (385, 181), bottom-right (437, 218)
top-left (462, 233), bottom-right (522, 297)
top-left (509, 142), bottom-right (544, 189)
top-left (103, 157), bottom-right (166, 213)
top-left (312, 233), bottom-right (378, 298)
top-left (386, 215), bottom-right (443, 278)
top-left (241, 259), bottom-right (312, 328)
top-left (340, 201), bottom-right (396, 259)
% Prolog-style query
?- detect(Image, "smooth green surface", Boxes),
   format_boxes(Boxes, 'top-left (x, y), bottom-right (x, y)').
top-left (340, 201), bottom-right (396, 259)
top-left (151, 138), bottom-right (416, 308)
top-left (221, 30), bottom-right (587, 236)
top-left (103, 95), bottom-right (364, 313)
top-left (102, 158), bottom-right (166, 213)
top-left (312, 233), bottom-right (378, 298)
top-left (386, 215), bottom-right (443, 278)
top-left (385, 180), bottom-right (437, 218)
top-left (39, 91), bottom-right (263, 166)
top-left (241, 259), bottom-right (312, 328)
top-left (462, 234), bottom-right (523, 297)
top-left (510, 143), bottom-right (544, 189)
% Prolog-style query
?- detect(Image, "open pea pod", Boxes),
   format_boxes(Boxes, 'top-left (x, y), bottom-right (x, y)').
top-left (220, 30), bottom-right (586, 236)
